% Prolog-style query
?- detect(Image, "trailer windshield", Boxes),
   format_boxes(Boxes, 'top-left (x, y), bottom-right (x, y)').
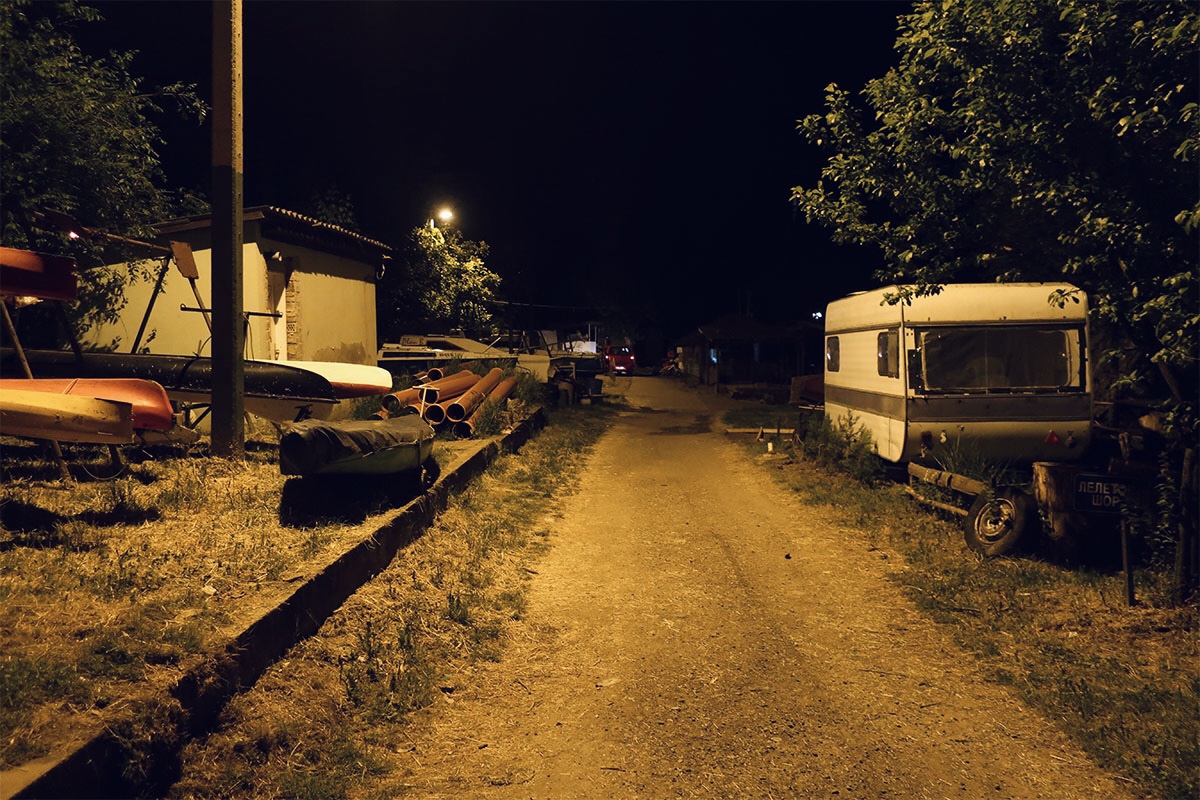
top-left (917, 326), bottom-right (1085, 393)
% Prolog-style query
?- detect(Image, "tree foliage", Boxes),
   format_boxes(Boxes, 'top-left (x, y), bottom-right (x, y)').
top-left (303, 187), bottom-right (360, 233)
top-left (792, 0), bottom-right (1198, 413)
top-left (378, 224), bottom-right (500, 340)
top-left (793, 0), bottom-right (1198, 595)
top-left (0, 0), bottom-right (207, 338)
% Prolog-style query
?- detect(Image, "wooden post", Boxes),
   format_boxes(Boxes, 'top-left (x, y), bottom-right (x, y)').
top-left (1175, 447), bottom-right (1197, 604)
top-left (1122, 521), bottom-right (1136, 606)
top-left (211, 0), bottom-right (245, 458)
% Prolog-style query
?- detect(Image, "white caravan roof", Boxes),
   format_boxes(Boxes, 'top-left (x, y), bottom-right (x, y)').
top-left (826, 283), bottom-right (1087, 333)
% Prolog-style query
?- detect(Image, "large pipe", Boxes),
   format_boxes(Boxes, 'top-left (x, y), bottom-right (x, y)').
top-left (454, 375), bottom-right (519, 439)
top-left (421, 397), bottom-right (456, 426)
top-left (446, 367), bottom-right (504, 423)
top-left (381, 386), bottom-right (422, 415)
top-left (421, 382), bottom-right (476, 425)
top-left (381, 368), bottom-right (472, 414)
top-left (417, 369), bottom-right (479, 404)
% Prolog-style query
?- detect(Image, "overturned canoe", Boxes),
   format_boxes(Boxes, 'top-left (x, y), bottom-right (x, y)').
top-left (2, 348), bottom-right (339, 423)
top-left (253, 359), bottom-right (393, 399)
top-left (0, 388), bottom-right (134, 444)
top-left (0, 377), bottom-right (200, 445)
top-left (1, 377), bottom-right (174, 431)
top-left (279, 415), bottom-right (436, 476)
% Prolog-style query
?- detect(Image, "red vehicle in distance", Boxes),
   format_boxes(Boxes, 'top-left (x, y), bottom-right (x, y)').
top-left (602, 345), bottom-right (636, 375)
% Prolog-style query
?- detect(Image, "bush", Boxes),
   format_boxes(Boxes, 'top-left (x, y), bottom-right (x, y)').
top-left (796, 409), bottom-right (882, 484)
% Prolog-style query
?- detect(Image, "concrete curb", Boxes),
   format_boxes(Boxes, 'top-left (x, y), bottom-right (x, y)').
top-left (10, 408), bottom-right (547, 800)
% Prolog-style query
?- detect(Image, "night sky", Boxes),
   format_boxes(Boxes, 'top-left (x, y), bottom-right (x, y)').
top-left (84, 1), bottom-right (908, 340)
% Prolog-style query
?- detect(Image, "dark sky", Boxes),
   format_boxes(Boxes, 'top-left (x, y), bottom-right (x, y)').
top-left (85, 1), bottom-right (907, 339)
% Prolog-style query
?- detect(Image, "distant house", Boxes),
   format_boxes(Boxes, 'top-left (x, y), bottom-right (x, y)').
top-left (84, 206), bottom-right (392, 366)
top-left (675, 314), bottom-right (821, 387)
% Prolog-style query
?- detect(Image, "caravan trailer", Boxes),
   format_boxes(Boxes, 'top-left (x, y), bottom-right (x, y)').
top-left (824, 283), bottom-right (1092, 465)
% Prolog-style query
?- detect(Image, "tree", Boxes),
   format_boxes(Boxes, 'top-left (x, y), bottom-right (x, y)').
top-left (794, 0), bottom-right (1197, 403)
top-left (0, 0), bottom-right (207, 340)
top-left (378, 223), bottom-right (500, 341)
top-left (793, 0), bottom-right (1197, 592)
top-left (303, 187), bottom-right (360, 233)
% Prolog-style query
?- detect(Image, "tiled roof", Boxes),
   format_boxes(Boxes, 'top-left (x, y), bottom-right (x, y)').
top-left (154, 205), bottom-right (393, 262)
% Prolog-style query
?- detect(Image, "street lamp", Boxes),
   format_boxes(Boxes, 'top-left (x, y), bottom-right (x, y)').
top-left (428, 207), bottom-right (454, 228)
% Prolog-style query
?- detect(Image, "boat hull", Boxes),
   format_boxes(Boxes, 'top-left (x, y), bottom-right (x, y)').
top-left (279, 416), bottom-right (436, 476)
top-left (0, 389), bottom-right (134, 444)
top-left (253, 360), bottom-right (393, 399)
top-left (1, 377), bottom-right (175, 431)
top-left (2, 349), bottom-right (339, 423)
top-left (378, 336), bottom-right (516, 376)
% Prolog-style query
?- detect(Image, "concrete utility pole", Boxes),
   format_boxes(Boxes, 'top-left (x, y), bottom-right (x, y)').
top-left (211, 0), bottom-right (245, 458)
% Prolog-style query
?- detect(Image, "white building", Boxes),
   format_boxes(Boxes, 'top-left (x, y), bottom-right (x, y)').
top-left (85, 206), bottom-right (391, 367)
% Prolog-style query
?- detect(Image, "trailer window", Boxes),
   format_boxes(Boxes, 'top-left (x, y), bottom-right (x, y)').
top-left (877, 329), bottom-right (899, 377)
top-left (825, 336), bottom-right (840, 372)
top-left (918, 326), bottom-right (1084, 392)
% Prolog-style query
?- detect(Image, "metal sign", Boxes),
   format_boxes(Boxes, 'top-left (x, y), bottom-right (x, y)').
top-left (1073, 473), bottom-right (1127, 514)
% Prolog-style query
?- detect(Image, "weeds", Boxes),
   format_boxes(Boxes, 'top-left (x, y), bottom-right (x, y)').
top-left (0, 656), bottom-right (91, 765)
top-left (447, 592), bottom-right (470, 624)
top-left (729, 408), bottom-right (1200, 800)
top-left (0, 432), bottom-right (384, 770)
top-left (789, 409), bottom-right (883, 484)
top-left (161, 402), bottom-right (614, 798)
top-left (930, 435), bottom-right (1023, 488)
top-left (467, 396), bottom-right (505, 436)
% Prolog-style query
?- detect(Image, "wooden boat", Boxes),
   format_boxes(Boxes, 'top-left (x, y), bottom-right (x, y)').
top-left (253, 359), bottom-right (393, 399)
top-left (0, 388), bottom-right (134, 444)
top-left (377, 334), bottom-right (515, 375)
top-left (279, 415), bottom-right (436, 476)
top-left (0, 378), bottom-right (200, 444)
top-left (2, 348), bottom-right (339, 423)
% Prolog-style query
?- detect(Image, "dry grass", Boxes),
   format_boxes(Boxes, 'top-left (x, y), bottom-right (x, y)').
top-left (0, 416), bottom-right (482, 775)
top-left (165, 403), bottom-right (616, 799)
top-left (736, 422), bottom-right (1200, 800)
top-left (7, 393), bottom-right (1195, 799)
top-left (0, 396), bottom-right (612, 797)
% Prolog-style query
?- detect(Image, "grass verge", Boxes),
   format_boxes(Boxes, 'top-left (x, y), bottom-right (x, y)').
top-left (734, 407), bottom-right (1199, 800)
top-left (164, 401), bottom-right (618, 799)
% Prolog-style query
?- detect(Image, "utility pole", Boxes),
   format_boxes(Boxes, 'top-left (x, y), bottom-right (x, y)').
top-left (211, 0), bottom-right (245, 457)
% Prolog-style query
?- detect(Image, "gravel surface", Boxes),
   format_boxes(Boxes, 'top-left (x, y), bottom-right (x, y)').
top-left (380, 377), bottom-right (1133, 799)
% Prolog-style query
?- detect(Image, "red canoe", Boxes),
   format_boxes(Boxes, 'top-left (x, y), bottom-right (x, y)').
top-left (0, 378), bottom-right (176, 432)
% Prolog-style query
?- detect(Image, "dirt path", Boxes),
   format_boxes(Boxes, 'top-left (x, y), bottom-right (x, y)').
top-left (379, 378), bottom-right (1131, 799)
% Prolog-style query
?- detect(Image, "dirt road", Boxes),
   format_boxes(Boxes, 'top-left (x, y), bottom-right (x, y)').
top-left (384, 377), bottom-right (1131, 799)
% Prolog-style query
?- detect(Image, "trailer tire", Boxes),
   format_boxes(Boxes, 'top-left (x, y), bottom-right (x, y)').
top-left (964, 488), bottom-right (1034, 556)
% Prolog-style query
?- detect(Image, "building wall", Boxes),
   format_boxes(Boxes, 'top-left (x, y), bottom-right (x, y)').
top-left (274, 247), bottom-right (376, 364)
top-left (84, 239), bottom-right (377, 366)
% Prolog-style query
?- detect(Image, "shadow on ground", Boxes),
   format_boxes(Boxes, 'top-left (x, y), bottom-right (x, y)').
top-left (278, 459), bottom-right (441, 527)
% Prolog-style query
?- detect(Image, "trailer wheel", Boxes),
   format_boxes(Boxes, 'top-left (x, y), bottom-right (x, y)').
top-left (964, 488), bottom-right (1034, 556)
